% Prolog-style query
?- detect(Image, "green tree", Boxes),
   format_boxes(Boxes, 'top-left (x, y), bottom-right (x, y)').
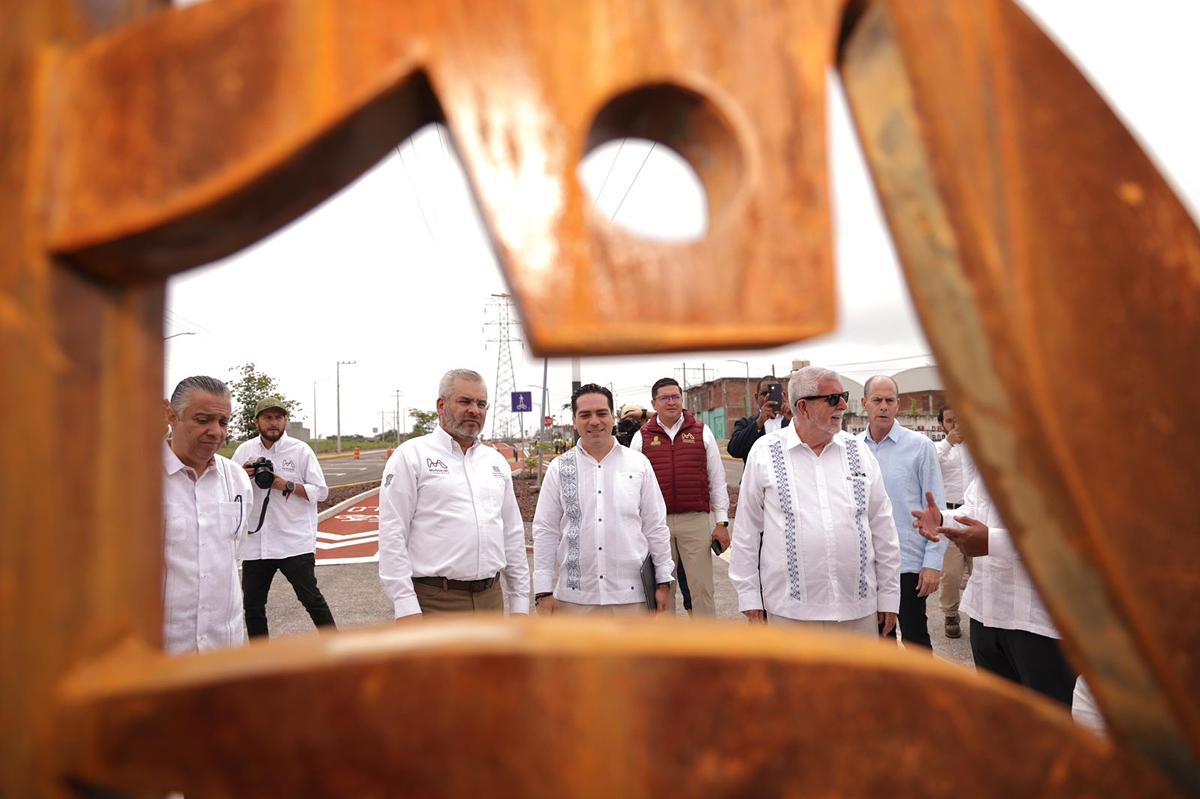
top-left (227, 363), bottom-right (301, 441)
top-left (408, 409), bottom-right (438, 437)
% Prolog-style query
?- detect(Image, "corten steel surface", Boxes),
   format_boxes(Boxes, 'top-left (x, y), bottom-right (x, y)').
top-left (43, 0), bottom-right (841, 355)
top-left (1, 0), bottom-right (1198, 796)
top-left (56, 620), bottom-right (1177, 797)
top-left (838, 1), bottom-right (1200, 789)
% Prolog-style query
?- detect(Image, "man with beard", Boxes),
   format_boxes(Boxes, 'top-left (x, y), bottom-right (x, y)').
top-left (858, 375), bottom-right (945, 649)
top-left (162, 376), bottom-right (253, 654)
top-left (232, 396), bottom-right (334, 638)
top-left (730, 366), bottom-right (900, 635)
top-left (533, 384), bottom-right (673, 615)
top-left (378, 369), bottom-right (530, 617)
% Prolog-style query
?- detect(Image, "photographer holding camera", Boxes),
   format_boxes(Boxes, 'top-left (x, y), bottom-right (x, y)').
top-left (232, 397), bottom-right (335, 638)
top-left (727, 375), bottom-right (792, 464)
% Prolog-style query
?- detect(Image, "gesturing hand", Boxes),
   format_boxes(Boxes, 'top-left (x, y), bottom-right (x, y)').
top-left (910, 491), bottom-right (943, 541)
top-left (940, 516), bottom-right (989, 557)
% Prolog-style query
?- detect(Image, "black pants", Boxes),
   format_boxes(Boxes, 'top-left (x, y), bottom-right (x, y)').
top-left (887, 571), bottom-right (932, 649)
top-left (677, 558), bottom-right (693, 612)
top-left (242, 552), bottom-right (336, 637)
top-left (970, 618), bottom-right (1076, 706)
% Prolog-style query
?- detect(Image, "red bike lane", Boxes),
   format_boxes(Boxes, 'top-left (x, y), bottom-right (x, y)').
top-left (316, 489), bottom-right (380, 565)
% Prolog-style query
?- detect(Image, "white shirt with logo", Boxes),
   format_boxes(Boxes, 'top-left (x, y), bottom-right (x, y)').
top-left (232, 432), bottom-right (329, 560)
top-left (532, 440), bottom-right (674, 605)
top-left (162, 442), bottom-right (253, 654)
top-left (378, 426), bottom-right (531, 617)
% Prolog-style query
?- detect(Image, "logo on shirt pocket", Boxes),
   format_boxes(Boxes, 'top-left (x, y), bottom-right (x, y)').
top-left (426, 458), bottom-right (450, 474)
top-left (282, 458), bottom-right (296, 472)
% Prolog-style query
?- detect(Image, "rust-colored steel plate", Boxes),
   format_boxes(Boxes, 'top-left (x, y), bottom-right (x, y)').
top-left (58, 620), bottom-right (1180, 797)
top-left (43, 0), bottom-right (845, 355)
top-left (839, 0), bottom-right (1200, 790)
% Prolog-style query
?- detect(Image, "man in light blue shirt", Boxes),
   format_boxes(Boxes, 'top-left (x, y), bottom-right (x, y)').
top-left (858, 375), bottom-right (945, 649)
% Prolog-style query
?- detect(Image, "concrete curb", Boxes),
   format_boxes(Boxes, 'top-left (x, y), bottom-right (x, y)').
top-left (318, 486), bottom-right (381, 522)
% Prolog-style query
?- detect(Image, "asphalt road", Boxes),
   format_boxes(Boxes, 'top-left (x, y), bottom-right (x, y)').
top-left (319, 449), bottom-right (389, 487)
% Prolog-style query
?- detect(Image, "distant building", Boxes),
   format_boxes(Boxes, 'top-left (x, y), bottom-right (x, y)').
top-left (286, 421), bottom-right (310, 442)
top-left (684, 361), bottom-right (946, 441)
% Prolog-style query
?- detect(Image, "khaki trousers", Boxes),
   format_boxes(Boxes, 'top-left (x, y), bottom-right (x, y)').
top-left (766, 613), bottom-right (878, 638)
top-left (939, 545), bottom-right (973, 617)
top-left (414, 580), bottom-right (504, 615)
top-left (667, 511), bottom-right (715, 617)
top-left (556, 600), bottom-right (646, 616)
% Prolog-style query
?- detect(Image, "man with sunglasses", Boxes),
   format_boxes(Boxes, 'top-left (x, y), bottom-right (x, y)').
top-left (727, 375), bottom-right (793, 464)
top-left (378, 369), bottom-right (530, 618)
top-left (858, 375), bottom-right (946, 650)
top-left (730, 366), bottom-right (900, 635)
top-left (632, 377), bottom-right (730, 617)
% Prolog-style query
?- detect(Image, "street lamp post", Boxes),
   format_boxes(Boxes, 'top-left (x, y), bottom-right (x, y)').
top-left (312, 378), bottom-right (330, 443)
top-left (393, 389), bottom-right (404, 446)
top-left (335, 360), bottom-right (356, 453)
top-left (727, 359), bottom-right (751, 415)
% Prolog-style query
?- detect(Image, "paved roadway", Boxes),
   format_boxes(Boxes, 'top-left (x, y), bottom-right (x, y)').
top-left (319, 449), bottom-right (389, 487)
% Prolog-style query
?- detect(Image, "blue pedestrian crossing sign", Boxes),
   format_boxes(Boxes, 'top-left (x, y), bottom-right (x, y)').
top-left (511, 391), bottom-right (533, 412)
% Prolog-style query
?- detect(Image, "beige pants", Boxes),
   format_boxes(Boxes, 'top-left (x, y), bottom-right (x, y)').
top-left (667, 511), bottom-right (715, 616)
top-left (556, 600), bottom-right (646, 616)
top-left (766, 613), bottom-right (879, 638)
top-left (939, 545), bottom-right (972, 617)
top-left (414, 580), bottom-right (504, 615)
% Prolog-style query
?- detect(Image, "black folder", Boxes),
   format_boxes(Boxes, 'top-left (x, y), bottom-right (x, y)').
top-left (640, 555), bottom-right (658, 613)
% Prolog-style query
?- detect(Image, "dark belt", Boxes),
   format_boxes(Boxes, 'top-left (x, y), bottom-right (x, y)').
top-left (946, 502), bottom-right (964, 509)
top-left (413, 574), bottom-right (500, 593)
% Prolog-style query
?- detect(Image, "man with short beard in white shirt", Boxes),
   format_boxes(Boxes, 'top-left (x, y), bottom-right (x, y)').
top-left (162, 376), bottom-right (253, 654)
top-left (730, 366), bottom-right (901, 636)
top-left (533, 384), bottom-right (674, 615)
top-left (378, 369), bottom-right (530, 618)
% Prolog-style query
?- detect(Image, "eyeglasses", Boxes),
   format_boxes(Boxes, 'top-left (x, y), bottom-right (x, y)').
top-left (801, 391), bottom-right (849, 407)
top-left (656, 394), bottom-right (683, 403)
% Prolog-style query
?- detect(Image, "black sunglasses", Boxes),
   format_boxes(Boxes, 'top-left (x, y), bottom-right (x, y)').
top-left (801, 391), bottom-right (850, 407)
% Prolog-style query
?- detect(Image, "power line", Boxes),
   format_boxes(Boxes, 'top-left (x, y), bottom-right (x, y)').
top-left (610, 142), bottom-right (656, 222)
top-left (396, 143), bottom-right (436, 245)
top-left (592, 138), bottom-right (626, 208)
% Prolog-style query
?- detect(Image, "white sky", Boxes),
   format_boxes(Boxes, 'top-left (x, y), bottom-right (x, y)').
top-left (165, 0), bottom-right (1199, 438)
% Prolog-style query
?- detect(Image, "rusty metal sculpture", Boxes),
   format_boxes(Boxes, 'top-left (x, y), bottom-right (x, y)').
top-left (1, 0), bottom-right (1197, 796)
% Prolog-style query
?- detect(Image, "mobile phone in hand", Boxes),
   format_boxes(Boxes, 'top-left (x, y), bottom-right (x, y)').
top-left (766, 383), bottom-right (784, 408)
top-left (711, 539), bottom-right (725, 556)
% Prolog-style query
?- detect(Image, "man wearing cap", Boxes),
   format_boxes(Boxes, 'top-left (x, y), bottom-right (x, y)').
top-left (232, 396), bottom-right (335, 638)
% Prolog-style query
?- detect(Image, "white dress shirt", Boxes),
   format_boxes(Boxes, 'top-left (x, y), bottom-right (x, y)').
top-left (935, 437), bottom-right (975, 505)
top-left (957, 475), bottom-right (1059, 638)
top-left (232, 433), bottom-right (330, 560)
top-left (730, 427), bottom-right (901, 621)
top-left (533, 439), bottom-right (674, 605)
top-left (630, 416), bottom-right (729, 523)
top-left (378, 426), bottom-right (531, 618)
top-left (162, 442), bottom-right (253, 654)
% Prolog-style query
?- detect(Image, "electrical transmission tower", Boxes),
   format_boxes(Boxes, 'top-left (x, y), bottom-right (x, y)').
top-left (485, 293), bottom-right (524, 441)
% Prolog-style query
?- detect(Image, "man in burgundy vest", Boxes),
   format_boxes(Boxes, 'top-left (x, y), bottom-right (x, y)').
top-left (631, 377), bottom-right (730, 616)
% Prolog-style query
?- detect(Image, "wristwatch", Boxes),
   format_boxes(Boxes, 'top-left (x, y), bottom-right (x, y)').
top-left (283, 480), bottom-right (296, 498)
top-left (534, 592), bottom-right (553, 604)
top-left (718, 521), bottom-right (729, 527)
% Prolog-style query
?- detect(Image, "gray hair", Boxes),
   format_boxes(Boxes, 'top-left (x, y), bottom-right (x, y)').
top-left (438, 368), bottom-right (486, 399)
top-left (788, 366), bottom-right (840, 406)
top-left (169, 375), bottom-right (230, 413)
top-left (863, 374), bottom-right (898, 397)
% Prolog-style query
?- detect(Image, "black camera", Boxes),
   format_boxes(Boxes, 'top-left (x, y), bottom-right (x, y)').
top-left (252, 456), bottom-right (275, 489)
top-left (616, 416), bottom-right (643, 448)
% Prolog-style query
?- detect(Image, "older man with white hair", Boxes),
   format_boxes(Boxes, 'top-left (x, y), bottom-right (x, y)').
top-left (729, 366), bottom-right (901, 635)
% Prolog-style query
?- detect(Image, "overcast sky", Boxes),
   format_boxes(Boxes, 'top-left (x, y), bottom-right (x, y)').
top-left (165, 0), bottom-right (1199, 438)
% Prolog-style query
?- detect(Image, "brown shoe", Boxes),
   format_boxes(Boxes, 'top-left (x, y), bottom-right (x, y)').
top-left (945, 615), bottom-right (961, 639)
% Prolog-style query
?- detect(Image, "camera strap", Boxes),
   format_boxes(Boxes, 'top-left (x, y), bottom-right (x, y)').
top-left (247, 491), bottom-right (271, 534)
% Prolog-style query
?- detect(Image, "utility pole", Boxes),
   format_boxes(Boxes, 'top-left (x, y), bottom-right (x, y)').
top-left (538, 357), bottom-right (549, 485)
top-left (726, 359), bottom-right (750, 415)
top-left (485, 294), bottom-right (522, 442)
top-left (394, 389), bottom-right (403, 445)
top-left (336, 360), bottom-right (356, 453)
